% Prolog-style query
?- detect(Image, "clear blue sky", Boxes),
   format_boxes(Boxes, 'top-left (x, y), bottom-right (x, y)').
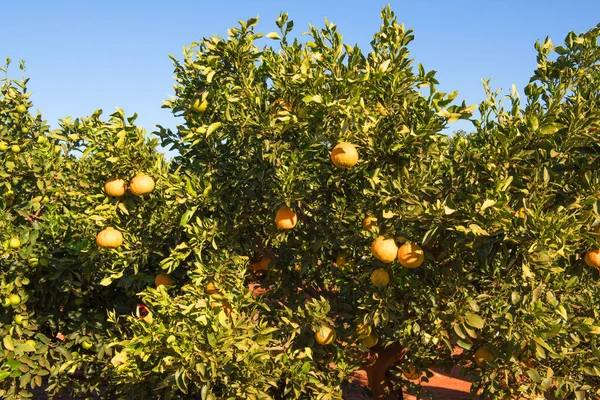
top-left (2, 0), bottom-right (599, 136)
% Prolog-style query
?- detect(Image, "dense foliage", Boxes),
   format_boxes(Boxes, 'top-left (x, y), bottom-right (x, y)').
top-left (1, 7), bottom-right (600, 399)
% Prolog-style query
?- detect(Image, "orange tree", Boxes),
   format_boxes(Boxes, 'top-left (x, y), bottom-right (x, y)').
top-left (0, 58), bottom-right (184, 398)
top-left (146, 9), bottom-right (598, 399)
top-left (2, 7), bottom-right (600, 400)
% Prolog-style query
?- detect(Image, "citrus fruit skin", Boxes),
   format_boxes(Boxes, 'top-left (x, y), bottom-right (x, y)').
top-left (275, 205), bottom-right (297, 230)
top-left (336, 253), bottom-right (355, 270)
top-left (0, 142), bottom-right (8, 151)
top-left (9, 294), bottom-right (21, 306)
top-left (129, 174), bottom-right (155, 196)
top-left (315, 325), bottom-right (337, 345)
top-left (474, 347), bottom-right (494, 367)
top-left (371, 237), bottom-right (398, 263)
top-left (96, 227), bottom-right (123, 249)
top-left (356, 322), bottom-right (372, 338)
top-left (9, 237), bottom-right (21, 249)
top-left (16, 105), bottom-right (27, 113)
top-left (11, 145), bottom-right (21, 153)
top-left (331, 142), bottom-right (358, 168)
top-left (192, 98), bottom-right (208, 113)
top-left (250, 256), bottom-right (272, 273)
top-left (104, 178), bottom-right (127, 197)
top-left (403, 366), bottom-right (421, 380)
top-left (362, 216), bottom-right (377, 232)
top-left (397, 242), bottom-right (425, 268)
top-left (370, 268), bottom-right (390, 288)
top-left (585, 249), bottom-right (600, 268)
top-left (205, 282), bottom-right (221, 295)
top-left (360, 333), bottom-right (379, 348)
top-left (155, 274), bottom-right (174, 287)
top-left (81, 340), bottom-right (93, 350)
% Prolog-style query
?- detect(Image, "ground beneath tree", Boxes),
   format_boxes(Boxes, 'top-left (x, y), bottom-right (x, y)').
top-left (343, 365), bottom-right (473, 400)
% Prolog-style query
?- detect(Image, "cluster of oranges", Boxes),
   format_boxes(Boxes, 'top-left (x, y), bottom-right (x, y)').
top-left (95, 173), bottom-right (156, 250)
top-left (271, 142), bottom-right (426, 351)
top-left (93, 173), bottom-right (177, 290)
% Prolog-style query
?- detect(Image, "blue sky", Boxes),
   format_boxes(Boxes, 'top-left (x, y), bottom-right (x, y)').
top-left (2, 0), bottom-right (599, 137)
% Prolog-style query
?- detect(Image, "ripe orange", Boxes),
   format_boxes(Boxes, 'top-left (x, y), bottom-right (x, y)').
top-left (474, 347), bottom-right (494, 367)
top-left (397, 242), bottom-right (425, 268)
top-left (275, 205), bottom-right (297, 230)
top-left (402, 366), bottom-right (421, 380)
top-left (104, 178), bottom-right (127, 197)
top-left (315, 325), bottom-right (337, 345)
top-left (331, 142), bottom-right (358, 168)
top-left (362, 216), bottom-right (377, 232)
top-left (336, 253), bottom-right (355, 270)
top-left (359, 333), bottom-right (379, 348)
top-left (585, 250), bottom-right (600, 268)
top-left (96, 227), bottom-right (123, 249)
top-left (356, 322), bottom-right (372, 338)
top-left (205, 282), bottom-right (221, 295)
top-left (250, 256), bottom-right (272, 273)
top-left (371, 237), bottom-right (398, 263)
top-left (211, 301), bottom-right (233, 317)
top-left (155, 273), bottom-right (174, 287)
top-left (370, 268), bottom-right (390, 288)
top-left (129, 174), bottom-right (155, 196)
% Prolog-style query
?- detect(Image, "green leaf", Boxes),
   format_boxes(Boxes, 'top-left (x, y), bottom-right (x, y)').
top-left (3, 336), bottom-right (14, 351)
top-left (302, 94), bottom-right (322, 104)
top-left (539, 122), bottom-right (563, 135)
top-left (206, 122), bottom-right (222, 138)
top-left (465, 313), bottom-right (485, 329)
top-left (266, 32), bottom-right (281, 40)
top-left (480, 199), bottom-right (496, 212)
top-left (100, 277), bottom-right (113, 286)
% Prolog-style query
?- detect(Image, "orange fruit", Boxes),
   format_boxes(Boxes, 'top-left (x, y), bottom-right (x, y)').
top-left (104, 178), bottom-right (127, 197)
top-left (250, 257), bottom-right (272, 273)
top-left (371, 237), bottom-right (398, 263)
top-left (397, 242), bottom-right (424, 268)
top-left (129, 174), bottom-right (155, 196)
top-left (96, 227), bottom-right (123, 249)
top-left (9, 237), bottom-right (21, 249)
top-left (362, 216), bottom-right (377, 232)
top-left (336, 253), bottom-right (355, 270)
top-left (402, 366), bottom-right (421, 380)
top-left (155, 274), bottom-right (174, 287)
top-left (315, 325), bottom-right (337, 345)
top-left (205, 282), bottom-right (221, 295)
top-left (585, 250), bottom-right (600, 268)
top-left (359, 333), bottom-right (379, 348)
top-left (370, 268), bottom-right (390, 288)
top-left (331, 142), bottom-right (358, 168)
top-left (275, 205), bottom-right (297, 230)
top-left (474, 347), bottom-right (494, 367)
top-left (356, 322), bottom-right (372, 338)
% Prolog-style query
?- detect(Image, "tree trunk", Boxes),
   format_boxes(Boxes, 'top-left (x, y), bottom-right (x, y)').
top-left (365, 342), bottom-right (407, 400)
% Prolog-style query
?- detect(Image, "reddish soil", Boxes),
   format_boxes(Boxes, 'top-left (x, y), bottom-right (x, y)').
top-left (343, 366), bottom-right (473, 400)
